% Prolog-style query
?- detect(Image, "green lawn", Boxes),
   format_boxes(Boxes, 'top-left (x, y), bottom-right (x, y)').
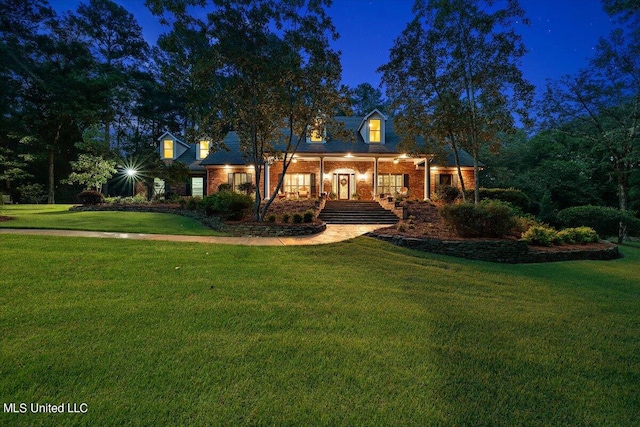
top-left (0, 235), bottom-right (638, 426)
top-left (0, 204), bottom-right (226, 236)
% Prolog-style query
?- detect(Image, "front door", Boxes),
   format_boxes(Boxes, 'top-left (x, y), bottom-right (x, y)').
top-left (338, 174), bottom-right (350, 200)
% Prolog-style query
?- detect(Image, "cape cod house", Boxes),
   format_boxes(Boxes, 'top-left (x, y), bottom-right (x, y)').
top-left (158, 110), bottom-right (476, 201)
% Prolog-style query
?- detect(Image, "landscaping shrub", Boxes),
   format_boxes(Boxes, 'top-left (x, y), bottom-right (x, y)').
top-left (267, 214), bottom-right (277, 223)
top-left (557, 227), bottom-right (600, 244)
top-left (513, 215), bottom-right (540, 235)
top-left (185, 197), bottom-right (201, 210)
top-left (77, 190), bottom-right (105, 205)
top-left (292, 213), bottom-right (303, 224)
top-left (436, 185), bottom-right (460, 203)
top-left (557, 205), bottom-right (640, 238)
top-left (238, 182), bottom-right (255, 195)
top-left (521, 225), bottom-right (559, 247)
top-left (199, 192), bottom-right (252, 220)
top-left (303, 210), bottom-right (314, 223)
top-left (18, 183), bottom-right (46, 204)
top-left (471, 188), bottom-right (533, 213)
top-left (282, 213), bottom-right (290, 223)
top-left (440, 199), bottom-right (517, 238)
top-left (217, 183), bottom-right (232, 192)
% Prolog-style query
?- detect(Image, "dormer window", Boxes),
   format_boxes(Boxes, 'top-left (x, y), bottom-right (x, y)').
top-left (308, 120), bottom-right (324, 143)
top-left (310, 129), bottom-right (323, 142)
top-left (198, 140), bottom-right (210, 159)
top-left (369, 119), bottom-right (381, 143)
top-left (163, 139), bottom-right (174, 159)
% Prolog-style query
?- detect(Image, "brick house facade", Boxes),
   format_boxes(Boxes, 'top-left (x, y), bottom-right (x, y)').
top-left (200, 109), bottom-right (477, 201)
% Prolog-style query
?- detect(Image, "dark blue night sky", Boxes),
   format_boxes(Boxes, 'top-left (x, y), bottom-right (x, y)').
top-left (50, 0), bottom-right (614, 92)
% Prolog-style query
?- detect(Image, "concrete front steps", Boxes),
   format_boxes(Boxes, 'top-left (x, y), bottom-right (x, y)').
top-left (318, 201), bottom-right (399, 224)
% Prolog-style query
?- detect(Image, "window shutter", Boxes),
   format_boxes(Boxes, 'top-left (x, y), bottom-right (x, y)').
top-left (310, 173), bottom-right (316, 197)
top-left (228, 173), bottom-right (233, 185)
top-left (403, 174), bottom-right (410, 190)
top-left (277, 173), bottom-right (283, 193)
top-left (452, 173), bottom-right (459, 188)
top-left (247, 173), bottom-right (253, 183)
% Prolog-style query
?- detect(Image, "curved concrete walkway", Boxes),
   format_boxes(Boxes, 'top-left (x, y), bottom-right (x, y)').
top-left (0, 224), bottom-right (387, 246)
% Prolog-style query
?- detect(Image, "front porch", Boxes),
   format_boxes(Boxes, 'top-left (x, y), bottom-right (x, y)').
top-left (205, 155), bottom-right (475, 201)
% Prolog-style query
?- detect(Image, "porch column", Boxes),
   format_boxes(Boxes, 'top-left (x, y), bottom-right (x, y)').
top-left (424, 157), bottom-right (431, 200)
top-left (320, 157), bottom-right (324, 196)
top-left (374, 157), bottom-right (378, 198)
top-left (264, 162), bottom-right (270, 199)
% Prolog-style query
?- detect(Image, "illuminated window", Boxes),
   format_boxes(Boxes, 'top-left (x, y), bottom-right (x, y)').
top-left (369, 119), bottom-right (381, 143)
top-left (191, 177), bottom-right (204, 197)
top-left (284, 174), bottom-right (311, 194)
top-left (228, 172), bottom-right (253, 193)
top-left (309, 120), bottom-right (324, 142)
top-left (310, 129), bottom-right (323, 142)
top-left (198, 141), bottom-right (210, 159)
top-left (378, 174), bottom-right (403, 195)
top-left (163, 140), bottom-right (173, 159)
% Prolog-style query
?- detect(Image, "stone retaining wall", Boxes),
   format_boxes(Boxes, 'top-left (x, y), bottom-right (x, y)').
top-left (367, 233), bottom-right (621, 263)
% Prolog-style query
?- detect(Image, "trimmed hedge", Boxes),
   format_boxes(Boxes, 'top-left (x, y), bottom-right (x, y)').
top-left (557, 205), bottom-right (640, 238)
top-left (440, 199), bottom-right (517, 238)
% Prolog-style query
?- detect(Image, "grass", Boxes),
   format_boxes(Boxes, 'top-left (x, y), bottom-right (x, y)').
top-left (0, 236), bottom-right (639, 426)
top-left (0, 204), bottom-right (227, 236)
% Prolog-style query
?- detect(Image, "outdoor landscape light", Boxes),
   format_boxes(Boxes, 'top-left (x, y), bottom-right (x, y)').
top-left (126, 168), bottom-right (137, 196)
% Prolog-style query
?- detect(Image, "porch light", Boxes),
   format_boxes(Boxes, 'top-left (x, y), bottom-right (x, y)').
top-left (224, 164), bottom-right (230, 169)
top-left (393, 159), bottom-right (399, 164)
top-left (358, 174), bottom-right (366, 181)
top-left (345, 153), bottom-right (353, 158)
top-left (292, 158), bottom-right (298, 163)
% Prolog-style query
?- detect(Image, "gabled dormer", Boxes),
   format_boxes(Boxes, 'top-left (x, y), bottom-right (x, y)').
top-left (157, 131), bottom-right (189, 160)
top-left (358, 109), bottom-right (387, 144)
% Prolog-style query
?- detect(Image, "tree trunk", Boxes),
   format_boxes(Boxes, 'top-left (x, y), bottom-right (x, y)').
top-left (48, 148), bottom-right (55, 204)
top-left (450, 135), bottom-right (467, 202)
top-left (47, 123), bottom-right (63, 204)
top-left (473, 148), bottom-right (480, 205)
top-left (618, 173), bottom-right (629, 243)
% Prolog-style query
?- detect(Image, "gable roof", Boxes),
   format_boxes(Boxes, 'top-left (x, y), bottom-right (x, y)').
top-left (157, 131), bottom-right (190, 149)
top-left (357, 108), bottom-right (387, 134)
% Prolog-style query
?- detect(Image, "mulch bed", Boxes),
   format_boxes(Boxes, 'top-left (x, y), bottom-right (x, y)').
top-left (373, 200), bottom-right (615, 252)
top-left (0, 216), bottom-right (16, 222)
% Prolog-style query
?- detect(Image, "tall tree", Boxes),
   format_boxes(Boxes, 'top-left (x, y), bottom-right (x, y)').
top-left (543, 8), bottom-right (640, 240)
top-left (16, 12), bottom-right (102, 203)
top-left (0, 0), bottom-right (53, 196)
top-left (348, 83), bottom-right (388, 115)
top-left (380, 0), bottom-right (534, 203)
top-left (148, 0), bottom-right (348, 221)
top-left (72, 0), bottom-right (149, 151)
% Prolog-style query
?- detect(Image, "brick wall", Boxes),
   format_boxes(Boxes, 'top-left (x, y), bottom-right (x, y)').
top-left (430, 168), bottom-right (476, 196)
top-left (207, 166), bottom-right (253, 194)
top-left (209, 160), bottom-right (477, 200)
